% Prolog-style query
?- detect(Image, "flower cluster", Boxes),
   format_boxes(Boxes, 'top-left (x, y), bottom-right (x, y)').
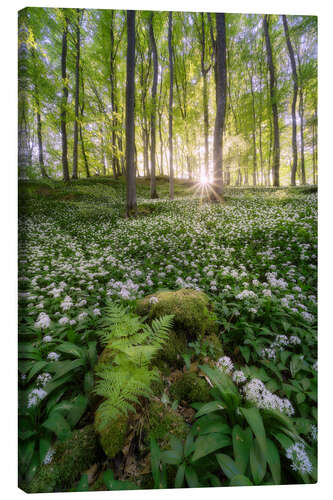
top-left (286, 442), bottom-right (313, 474)
top-left (243, 378), bottom-right (294, 416)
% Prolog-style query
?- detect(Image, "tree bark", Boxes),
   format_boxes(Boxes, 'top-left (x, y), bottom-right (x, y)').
top-left (61, 13), bottom-right (70, 181)
top-left (263, 15), bottom-right (280, 187)
top-left (299, 87), bottom-right (306, 184)
top-left (212, 13), bottom-right (227, 200)
top-left (282, 15), bottom-right (298, 186)
top-left (168, 11), bottom-right (174, 199)
top-left (79, 67), bottom-right (90, 177)
top-left (249, 73), bottom-right (257, 186)
top-left (149, 13), bottom-right (159, 198)
top-left (72, 9), bottom-right (81, 180)
top-left (36, 109), bottom-right (47, 178)
top-left (125, 11), bottom-right (137, 216)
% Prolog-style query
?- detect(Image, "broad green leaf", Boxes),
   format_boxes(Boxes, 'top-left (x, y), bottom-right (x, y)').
top-left (272, 432), bottom-right (294, 450)
top-left (19, 439), bottom-right (35, 472)
top-left (192, 433), bottom-right (231, 462)
top-left (67, 394), bottom-right (88, 427)
top-left (266, 438), bottom-right (281, 485)
top-left (185, 465), bottom-right (200, 487)
top-left (39, 437), bottom-right (52, 464)
top-left (27, 361), bottom-right (48, 382)
top-left (150, 437), bottom-right (161, 488)
top-left (42, 410), bottom-right (72, 441)
top-left (229, 474), bottom-right (254, 486)
top-left (160, 449), bottom-right (182, 465)
top-left (184, 432), bottom-right (195, 457)
top-left (175, 463), bottom-right (185, 488)
top-left (52, 359), bottom-right (86, 380)
top-left (240, 407), bottom-right (267, 456)
top-left (57, 342), bottom-right (85, 358)
top-left (232, 425), bottom-right (252, 473)
top-left (195, 400), bottom-right (224, 418)
top-left (239, 346), bottom-right (251, 363)
top-left (75, 473), bottom-right (89, 492)
top-left (216, 453), bottom-right (242, 480)
top-left (250, 438), bottom-right (267, 485)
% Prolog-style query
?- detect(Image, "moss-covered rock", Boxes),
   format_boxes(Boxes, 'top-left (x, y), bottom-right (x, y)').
top-left (25, 425), bottom-right (100, 493)
top-left (94, 408), bottom-right (128, 459)
top-left (136, 288), bottom-right (218, 340)
top-left (155, 329), bottom-right (187, 368)
top-left (169, 371), bottom-right (211, 404)
top-left (203, 333), bottom-right (224, 359)
top-left (145, 400), bottom-right (188, 447)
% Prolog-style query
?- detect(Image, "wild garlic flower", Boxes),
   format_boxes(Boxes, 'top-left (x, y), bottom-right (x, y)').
top-left (244, 378), bottom-right (294, 416)
top-left (47, 352), bottom-right (60, 361)
top-left (310, 425), bottom-right (317, 442)
top-left (286, 442), bottom-right (312, 474)
top-left (27, 388), bottom-right (47, 408)
top-left (216, 356), bottom-right (234, 375)
top-left (58, 316), bottom-right (69, 325)
top-left (261, 347), bottom-right (276, 360)
top-left (149, 296), bottom-right (159, 305)
top-left (93, 308), bottom-right (101, 316)
top-left (43, 447), bottom-right (55, 465)
top-left (78, 311), bottom-right (88, 321)
top-left (232, 370), bottom-right (247, 384)
top-left (60, 295), bottom-right (73, 311)
top-left (36, 372), bottom-right (52, 387)
top-left (42, 335), bottom-right (53, 343)
top-left (35, 312), bottom-right (51, 329)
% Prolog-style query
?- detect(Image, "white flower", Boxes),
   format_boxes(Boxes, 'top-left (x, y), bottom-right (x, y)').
top-left (42, 335), bottom-right (53, 343)
top-left (78, 311), bottom-right (88, 321)
top-left (47, 352), bottom-right (60, 361)
top-left (262, 289), bottom-right (272, 297)
top-left (36, 372), bottom-right (52, 387)
top-left (43, 447), bottom-right (55, 465)
top-left (60, 295), bottom-right (73, 311)
top-left (236, 290), bottom-right (257, 300)
top-left (149, 296), bottom-right (159, 305)
top-left (69, 319), bottom-right (77, 325)
top-left (286, 442), bottom-right (312, 474)
top-left (77, 299), bottom-right (87, 307)
top-left (244, 378), bottom-right (294, 416)
top-left (289, 335), bottom-right (301, 345)
top-left (261, 347), bottom-right (276, 360)
top-left (93, 308), bottom-right (101, 316)
top-left (27, 388), bottom-right (47, 408)
top-left (310, 425), bottom-right (317, 442)
top-left (232, 370), bottom-right (246, 384)
top-left (119, 288), bottom-right (130, 300)
top-left (35, 312), bottom-right (51, 329)
top-left (216, 356), bottom-right (234, 375)
top-left (58, 316), bottom-right (69, 325)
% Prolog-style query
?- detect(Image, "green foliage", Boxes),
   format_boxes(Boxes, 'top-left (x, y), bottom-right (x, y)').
top-left (94, 302), bottom-right (173, 429)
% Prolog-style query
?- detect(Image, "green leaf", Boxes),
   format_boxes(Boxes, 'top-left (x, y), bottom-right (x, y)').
top-left (52, 359), bottom-right (86, 380)
top-left (266, 438), bottom-right (281, 485)
top-left (84, 370), bottom-right (95, 394)
top-left (75, 473), bottom-right (89, 492)
top-left (175, 463), bottom-right (186, 488)
top-left (42, 410), bottom-right (72, 441)
top-left (184, 432), bottom-right (195, 457)
top-left (185, 465), bottom-right (200, 487)
top-left (103, 470), bottom-right (139, 490)
top-left (150, 437), bottom-right (161, 488)
top-left (240, 407), bottom-right (267, 456)
top-left (39, 437), bottom-right (52, 464)
top-left (57, 342), bottom-right (85, 358)
top-left (67, 395), bottom-right (88, 427)
top-left (192, 433), bottom-right (231, 462)
top-left (240, 346), bottom-right (250, 363)
top-left (216, 453), bottom-right (242, 480)
top-left (19, 439), bottom-right (35, 472)
top-left (27, 361), bottom-right (48, 382)
top-left (232, 425), bottom-right (252, 474)
top-left (160, 449), bottom-right (182, 465)
top-left (250, 438), bottom-right (267, 485)
top-left (195, 400), bottom-right (224, 418)
top-left (230, 474), bottom-right (254, 486)
top-left (272, 432), bottom-right (294, 451)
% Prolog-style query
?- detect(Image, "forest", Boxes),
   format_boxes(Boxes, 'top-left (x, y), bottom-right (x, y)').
top-left (18, 7), bottom-right (317, 494)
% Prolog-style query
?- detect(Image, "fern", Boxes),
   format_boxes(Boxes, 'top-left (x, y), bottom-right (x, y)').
top-left (94, 303), bottom-right (173, 431)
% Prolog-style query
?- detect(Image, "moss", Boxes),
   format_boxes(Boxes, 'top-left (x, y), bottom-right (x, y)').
top-left (169, 372), bottom-right (211, 404)
top-left (94, 408), bottom-right (128, 459)
top-left (25, 425), bottom-right (100, 493)
top-left (97, 346), bottom-right (114, 366)
top-left (136, 288), bottom-right (218, 340)
top-left (155, 329), bottom-right (187, 368)
top-left (145, 400), bottom-right (188, 447)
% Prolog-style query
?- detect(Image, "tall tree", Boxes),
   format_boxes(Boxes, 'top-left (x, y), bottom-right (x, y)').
top-left (72, 9), bottom-right (82, 179)
top-left (60, 12), bottom-right (70, 181)
top-left (212, 13), bottom-right (227, 200)
top-left (263, 15), bottom-right (280, 187)
top-left (125, 10), bottom-right (137, 215)
top-left (149, 13), bottom-right (159, 198)
top-left (168, 11), bottom-right (174, 199)
top-left (283, 15), bottom-right (298, 186)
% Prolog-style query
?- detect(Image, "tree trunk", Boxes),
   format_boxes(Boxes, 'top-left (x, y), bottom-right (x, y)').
top-left (282, 15), bottom-right (298, 186)
top-left (61, 14), bottom-right (70, 181)
top-left (36, 110), bottom-right (47, 177)
top-left (79, 67), bottom-right (90, 178)
top-left (200, 13), bottom-right (210, 178)
top-left (149, 13), bottom-right (159, 199)
top-left (249, 73), bottom-right (257, 186)
top-left (168, 12), bottom-right (175, 200)
top-left (110, 12), bottom-right (120, 178)
top-left (299, 87), bottom-right (306, 184)
top-left (125, 11), bottom-right (137, 215)
top-left (263, 15), bottom-right (280, 187)
top-left (72, 10), bottom-right (81, 180)
top-left (212, 13), bottom-right (227, 200)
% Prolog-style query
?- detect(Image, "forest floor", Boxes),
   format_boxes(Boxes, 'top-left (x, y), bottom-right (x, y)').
top-left (18, 177), bottom-right (317, 491)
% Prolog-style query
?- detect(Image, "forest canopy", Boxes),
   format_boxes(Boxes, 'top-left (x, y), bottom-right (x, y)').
top-left (18, 8), bottom-right (317, 187)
